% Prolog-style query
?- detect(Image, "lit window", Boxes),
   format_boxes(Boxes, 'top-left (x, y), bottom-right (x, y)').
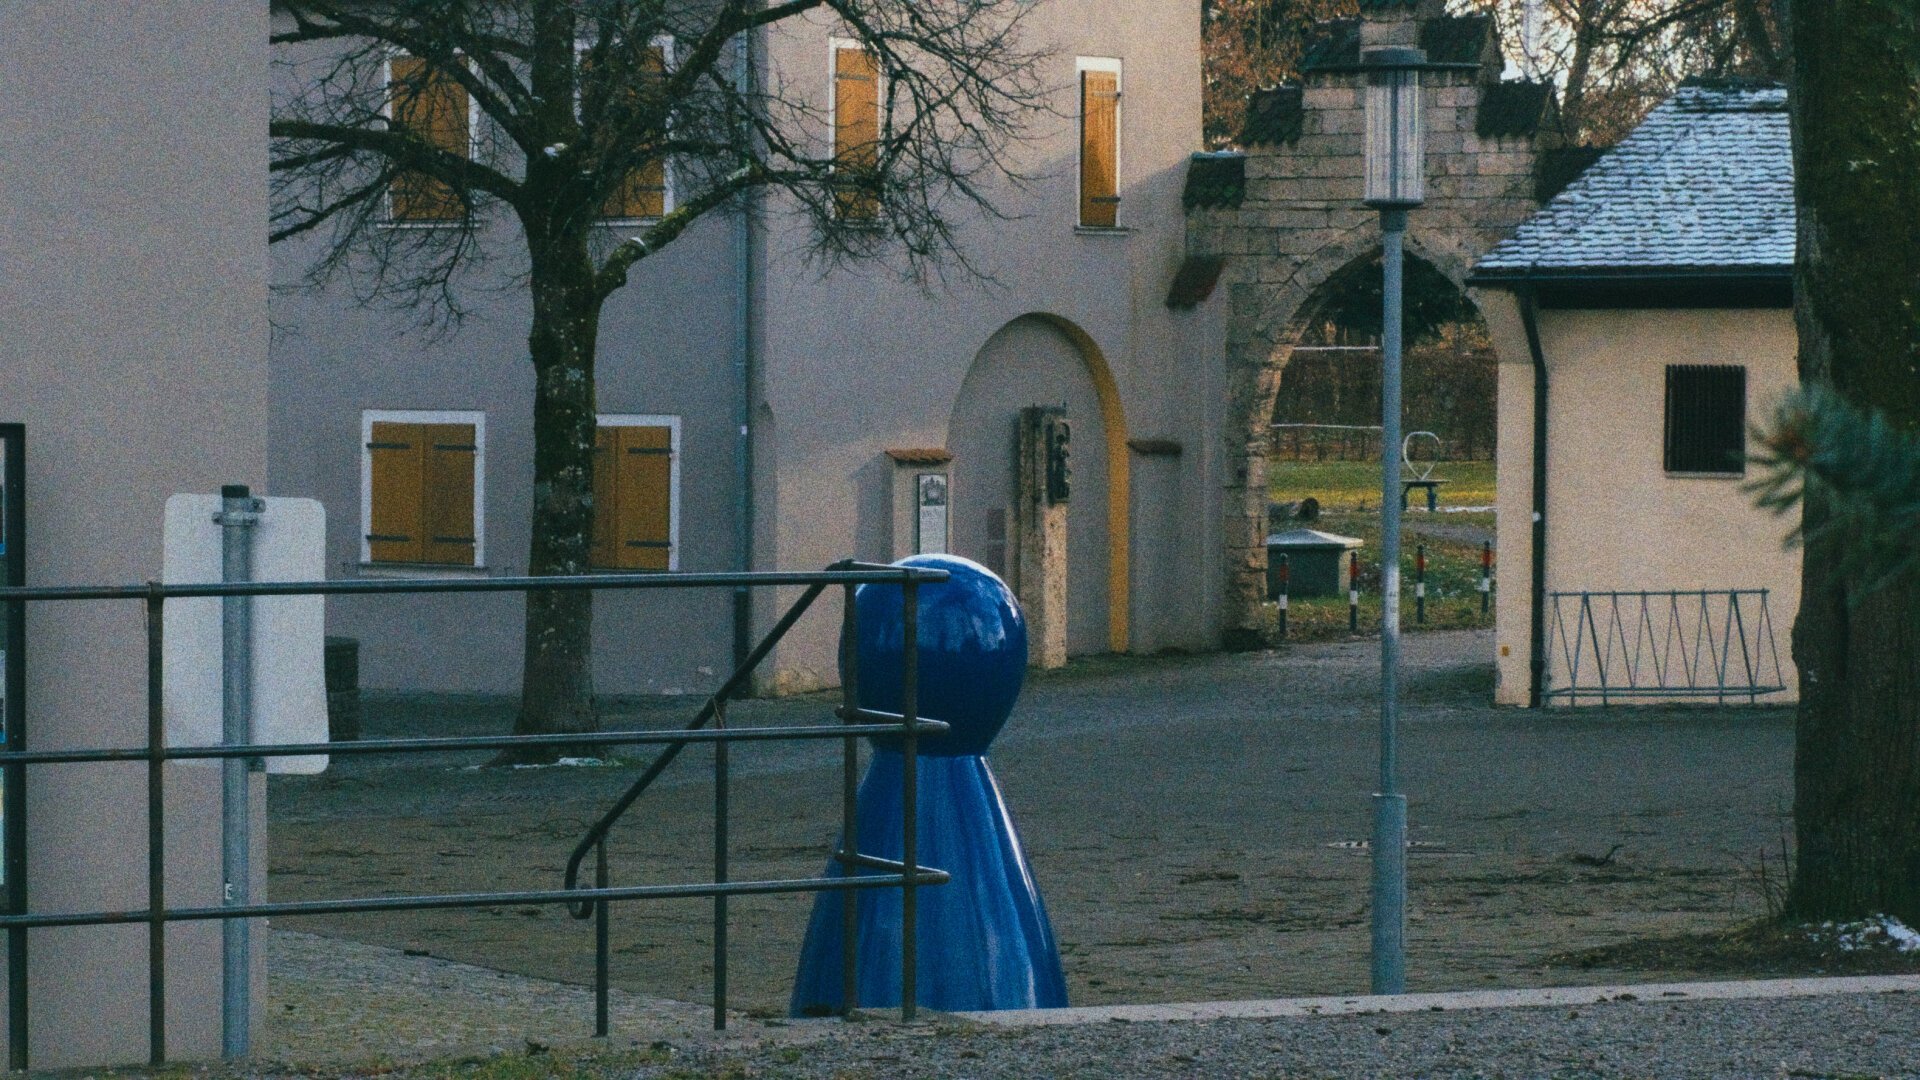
top-left (386, 55), bottom-right (473, 222)
top-left (831, 41), bottom-right (881, 219)
top-left (584, 39), bottom-right (673, 221)
top-left (1077, 58), bottom-right (1121, 228)
top-left (362, 411), bottom-right (484, 566)
top-left (592, 416), bottom-right (679, 570)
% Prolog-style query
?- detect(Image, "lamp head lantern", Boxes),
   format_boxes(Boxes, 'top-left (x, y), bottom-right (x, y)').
top-left (1362, 47), bottom-right (1426, 209)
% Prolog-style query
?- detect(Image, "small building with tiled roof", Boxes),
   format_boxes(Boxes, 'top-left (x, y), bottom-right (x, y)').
top-left (1467, 79), bottom-right (1801, 707)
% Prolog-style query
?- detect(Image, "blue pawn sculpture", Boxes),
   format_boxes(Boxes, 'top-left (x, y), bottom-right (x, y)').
top-left (789, 554), bottom-right (1068, 1015)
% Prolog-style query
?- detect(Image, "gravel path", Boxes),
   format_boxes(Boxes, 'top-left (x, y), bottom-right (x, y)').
top-left (261, 936), bottom-right (1920, 1079)
top-left (265, 929), bottom-right (721, 1063)
top-left (650, 989), bottom-right (1920, 1079)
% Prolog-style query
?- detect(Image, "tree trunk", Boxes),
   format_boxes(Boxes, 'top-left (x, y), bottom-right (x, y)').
top-left (1784, 0), bottom-right (1920, 922)
top-left (507, 222), bottom-right (606, 762)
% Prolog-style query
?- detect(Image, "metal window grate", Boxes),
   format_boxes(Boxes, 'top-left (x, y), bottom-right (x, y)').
top-left (1664, 364), bottom-right (1746, 474)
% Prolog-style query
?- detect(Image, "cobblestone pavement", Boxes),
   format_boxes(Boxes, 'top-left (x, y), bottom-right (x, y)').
top-left (265, 630), bottom-right (1811, 1059)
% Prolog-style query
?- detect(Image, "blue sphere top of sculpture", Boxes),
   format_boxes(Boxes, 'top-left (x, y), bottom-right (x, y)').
top-left (843, 555), bottom-right (1027, 757)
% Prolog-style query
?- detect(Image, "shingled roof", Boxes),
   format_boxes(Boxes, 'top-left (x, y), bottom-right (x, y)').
top-left (1472, 81), bottom-right (1792, 283)
top-left (1239, 85), bottom-right (1304, 147)
top-left (1183, 151), bottom-right (1247, 209)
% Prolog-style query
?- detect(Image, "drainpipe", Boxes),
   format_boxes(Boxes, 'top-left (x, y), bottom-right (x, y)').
top-left (1518, 289), bottom-right (1548, 708)
top-left (731, 27), bottom-right (756, 673)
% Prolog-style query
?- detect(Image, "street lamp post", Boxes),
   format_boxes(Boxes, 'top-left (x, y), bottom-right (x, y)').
top-left (1362, 44), bottom-right (1424, 997)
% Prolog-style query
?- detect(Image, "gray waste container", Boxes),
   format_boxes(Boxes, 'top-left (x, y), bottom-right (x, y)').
top-left (1266, 528), bottom-right (1364, 598)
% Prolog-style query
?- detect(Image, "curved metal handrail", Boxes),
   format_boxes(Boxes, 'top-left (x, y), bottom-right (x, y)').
top-left (561, 560), bottom-right (944, 918)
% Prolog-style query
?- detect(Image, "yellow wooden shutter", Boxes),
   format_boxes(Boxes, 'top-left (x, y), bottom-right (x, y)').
top-left (421, 423), bottom-right (478, 565)
top-left (367, 421), bottom-right (425, 563)
top-left (598, 44), bottom-right (668, 220)
top-left (390, 55), bottom-right (469, 221)
top-left (615, 426), bottom-right (673, 570)
top-left (833, 46), bottom-right (880, 219)
top-left (1080, 69), bottom-right (1119, 227)
top-left (591, 426), bottom-right (618, 568)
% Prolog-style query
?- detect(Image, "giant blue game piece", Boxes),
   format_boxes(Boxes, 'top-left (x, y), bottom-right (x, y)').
top-left (789, 554), bottom-right (1068, 1015)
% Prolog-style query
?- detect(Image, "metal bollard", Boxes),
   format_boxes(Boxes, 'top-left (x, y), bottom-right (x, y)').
top-left (1276, 554), bottom-right (1289, 640)
top-left (1415, 544), bottom-right (1426, 625)
top-left (1479, 541), bottom-right (1492, 614)
top-left (1348, 551), bottom-right (1360, 634)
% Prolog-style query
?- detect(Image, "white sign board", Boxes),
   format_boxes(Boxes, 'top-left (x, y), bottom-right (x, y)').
top-left (915, 473), bottom-right (949, 555)
top-left (163, 494), bottom-right (329, 773)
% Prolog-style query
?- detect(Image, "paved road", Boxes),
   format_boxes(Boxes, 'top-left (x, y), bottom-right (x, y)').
top-left (268, 630), bottom-right (1804, 1019)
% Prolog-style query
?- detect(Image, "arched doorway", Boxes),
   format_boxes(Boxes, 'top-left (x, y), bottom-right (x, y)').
top-left (1220, 230), bottom-right (1487, 647)
top-left (948, 314), bottom-right (1129, 658)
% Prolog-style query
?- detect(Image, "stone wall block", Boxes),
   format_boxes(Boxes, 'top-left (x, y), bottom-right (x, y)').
top-left (1304, 85), bottom-right (1364, 111)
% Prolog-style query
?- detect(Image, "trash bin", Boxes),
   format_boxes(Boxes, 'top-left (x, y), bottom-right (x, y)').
top-left (323, 635), bottom-right (360, 742)
top-left (1266, 529), bottom-right (1364, 598)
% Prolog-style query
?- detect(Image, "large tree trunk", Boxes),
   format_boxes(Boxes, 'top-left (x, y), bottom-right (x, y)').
top-left (508, 221), bottom-right (606, 761)
top-left (1784, 0), bottom-right (1920, 922)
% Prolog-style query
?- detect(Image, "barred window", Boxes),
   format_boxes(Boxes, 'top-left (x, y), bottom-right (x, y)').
top-left (1664, 365), bottom-right (1746, 475)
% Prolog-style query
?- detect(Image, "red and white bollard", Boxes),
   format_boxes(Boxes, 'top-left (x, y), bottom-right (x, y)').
top-left (1348, 550), bottom-right (1360, 634)
top-left (1415, 543), bottom-right (1427, 625)
top-left (1277, 553), bottom-right (1290, 640)
top-left (1479, 541), bottom-right (1493, 614)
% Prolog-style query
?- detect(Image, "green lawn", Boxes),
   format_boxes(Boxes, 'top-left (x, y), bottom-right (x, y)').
top-left (1268, 458), bottom-right (1496, 511)
top-left (1267, 459), bottom-right (1498, 643)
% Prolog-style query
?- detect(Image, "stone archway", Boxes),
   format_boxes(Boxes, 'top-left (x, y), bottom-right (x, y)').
top-left (1186, 0), bottom-right (1556, 647)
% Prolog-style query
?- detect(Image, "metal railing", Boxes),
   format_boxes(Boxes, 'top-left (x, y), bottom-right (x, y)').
top-left (1543, 589), bottom-right (1787, 704)
top-left (0, 561), bottom-right (949, 1069)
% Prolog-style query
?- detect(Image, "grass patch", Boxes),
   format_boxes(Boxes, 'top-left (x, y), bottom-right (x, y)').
top-left (1548, 918), bottom-right (1920, 979)
top-left (1270, 459), bottom-right (1496, 511)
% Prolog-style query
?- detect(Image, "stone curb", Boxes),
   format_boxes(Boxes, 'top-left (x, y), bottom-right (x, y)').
top-left (954, 974), bottom-right (1920, 1027)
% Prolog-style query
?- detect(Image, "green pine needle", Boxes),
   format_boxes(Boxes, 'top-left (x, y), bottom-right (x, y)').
top-left (1749, 385), bottom-right (1920, 595)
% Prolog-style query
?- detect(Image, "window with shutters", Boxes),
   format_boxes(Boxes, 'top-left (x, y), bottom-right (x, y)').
top-left (583, 38), bottom-right (673, 221)
top-left (1664, 365), bottom-right (1747, 475)
top-left (1077, 58), bottom-right (1121, 228)
top-left (361, 411), bottom-right (486, 567)
top-left (386, 55), bottom-right (475, 223)
top-left (830, 40), bottom-right (881, 220)
top-left (592, 415), bottom-right (680, 571)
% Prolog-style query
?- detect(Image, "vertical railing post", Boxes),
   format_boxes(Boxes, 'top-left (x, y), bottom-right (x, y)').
top-left (712, 698), bottom-right (729, 1031)
top-left (838, 583), bottom-right (860, 1014)
top-left (147, 586), bottom-right (167, 1067)
top-left (899, 575), bottom-right (920, 1022)
top-left (594, 840), bottom-right (608, 1038)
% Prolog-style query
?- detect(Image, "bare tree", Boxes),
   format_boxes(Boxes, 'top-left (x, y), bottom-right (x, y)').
top-left (1204, 1), bottom-right (1784, 151)
top-left (1201, 0), bottom-right (1355, 147)
top-left (271, 0), bottom-right (1047, 759)
top-left (1460, 0), bottom-right (1785, 143)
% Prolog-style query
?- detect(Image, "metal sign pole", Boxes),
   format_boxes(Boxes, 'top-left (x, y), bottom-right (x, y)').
top-left (216, 484), bottom-right (261, 1058)
top-left (1371, 209), bottom-right (1409, 995)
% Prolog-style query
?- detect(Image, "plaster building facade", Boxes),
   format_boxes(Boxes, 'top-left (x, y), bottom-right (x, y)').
top-left (0, 3), bottom-right (269, 1067)
top-left (1469, 81), bottom-right (1800, 707)
top-left (270, 1), bottom-right (1223, 693)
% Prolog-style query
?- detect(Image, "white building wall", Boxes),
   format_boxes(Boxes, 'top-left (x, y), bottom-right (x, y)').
top-left (751, 0), bottom-right (1216, 687)
top-left (1486, 295), bottom-right (1800, 706)
top-left (0, 1), bottom-right (268, 1065)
